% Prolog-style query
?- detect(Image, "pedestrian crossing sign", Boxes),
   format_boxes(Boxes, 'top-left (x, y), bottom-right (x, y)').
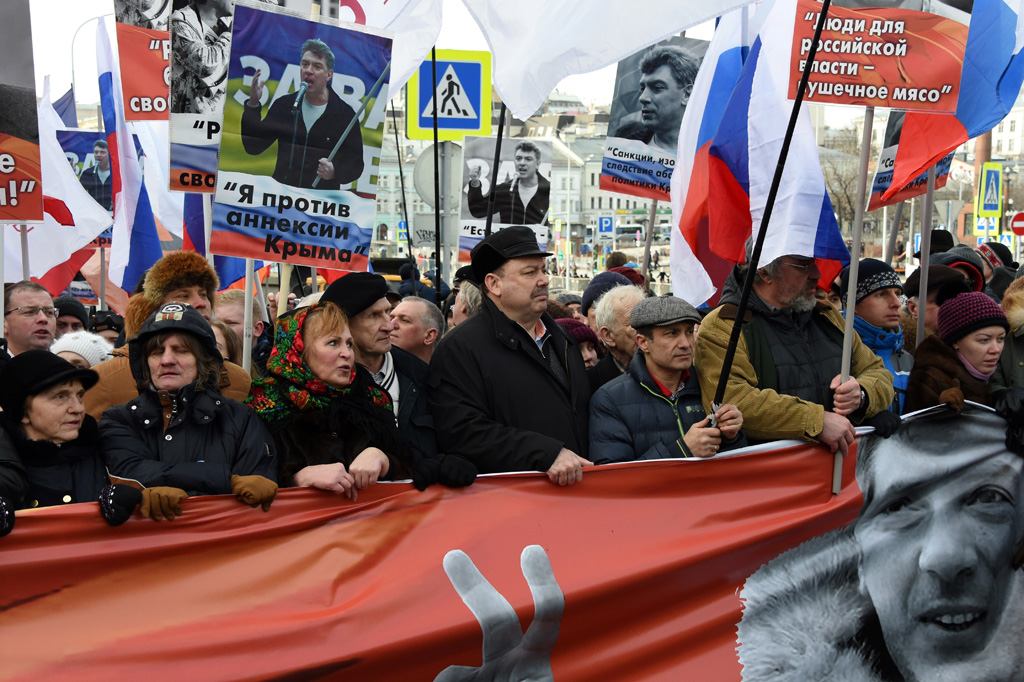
top-left (978, 162), bottom-right (1002, 218)
top-left (406, 49), bottom-right (492, 141)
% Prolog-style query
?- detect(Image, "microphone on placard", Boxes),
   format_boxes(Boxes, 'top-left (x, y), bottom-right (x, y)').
top-left (293, 82), bottom-right (308, 112)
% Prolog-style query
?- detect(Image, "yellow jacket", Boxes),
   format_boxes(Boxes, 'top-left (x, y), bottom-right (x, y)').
top-left (694, 301), bottom-right (894, 443)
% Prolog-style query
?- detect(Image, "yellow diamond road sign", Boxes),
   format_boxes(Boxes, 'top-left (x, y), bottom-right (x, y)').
top-left (406, 49), bottom-right (492, 141)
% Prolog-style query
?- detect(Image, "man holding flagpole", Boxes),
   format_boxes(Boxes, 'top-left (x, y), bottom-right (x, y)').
top-left (694, 246), bottom-right (894, 456)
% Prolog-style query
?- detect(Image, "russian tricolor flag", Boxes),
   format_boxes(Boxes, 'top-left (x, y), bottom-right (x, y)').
top-left (97, 18), bottom-right (162, 292)
top-left (671, 5), bottom-right (762, 306)
top-left (885, 0), bottom-right (1024, 199)
top-left (672, 0), bottom-right (848, 306)
top-left (182, 194), bottom-right (263, 290)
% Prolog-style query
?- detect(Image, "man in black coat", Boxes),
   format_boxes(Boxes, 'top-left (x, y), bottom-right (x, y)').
top-left (321, 273), bottom-right (438, 463)
top-left (241, 38), bottom-right (363, 190)
top-left (427, 226), bottom-right (592, 485)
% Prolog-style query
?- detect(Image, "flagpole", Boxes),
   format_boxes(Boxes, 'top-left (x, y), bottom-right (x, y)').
top-left (484, 104), bottom-right (508, 238)
top-left (390, 103), bottom-right (412, 255)
top-left (642, 200), bottom-right (658, 285)
top-left (254, 269), bottom-right (269, 323)
top-left (916, 167), bottom-right (937, 349)
top-left (203, 194), bottom-right (214, 268)
top-left (883, 201), bottom-right (904, 266)
top-left (20, 226), bottom-right (29, 281)
top-left (836, 105), bottom-right (874, 494)
top-left (711, 0), bottom-right (834, 409)
top-left (99, 247), bottom-right (107, 310)
top-left (242, 258), bottom-right (254, 374)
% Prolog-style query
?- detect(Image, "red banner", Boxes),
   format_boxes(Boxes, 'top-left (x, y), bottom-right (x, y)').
top-left (115, 23), bottom-right (170, 121)
top-left (0, 443), bottom-right (859, 681)
top-left (790, 0), bottom-right (969, 111)
top-left (0, 134), bottom-right (42, 223)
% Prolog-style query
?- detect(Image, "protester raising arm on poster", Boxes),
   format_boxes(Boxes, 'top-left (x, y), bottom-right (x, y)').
top-left (466, 141), bottom-right (550, 225)
top-left (240, 39), bottom-right (363, 190)
top-left (169, 0), bottom-right (234, 115)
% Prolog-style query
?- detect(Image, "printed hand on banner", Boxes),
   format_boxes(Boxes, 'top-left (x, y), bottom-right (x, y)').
top-left (248, 69), bottom-right (265, 107)
top-left (434, 545), bottom-right (564, 682)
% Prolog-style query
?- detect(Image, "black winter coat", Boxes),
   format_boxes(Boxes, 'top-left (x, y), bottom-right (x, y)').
top-left (240, 89), bottom-right (363, 190)
top-left (391, 346), bottom-right (439, 461)
top-left (265, 366), bottom-right (413, 486)
top-left (428, 297), bottom-right (590, 473)
top-left (99, 382), bottom-right (277, 494)
top-left (0, 413), bottom-right (106, 509)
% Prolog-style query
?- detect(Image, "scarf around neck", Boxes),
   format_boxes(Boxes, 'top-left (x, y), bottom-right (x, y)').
top-left (245, 306), bottom-right (392, 424)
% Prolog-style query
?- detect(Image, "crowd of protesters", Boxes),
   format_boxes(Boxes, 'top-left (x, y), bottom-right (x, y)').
top-left (1, 228), bottom-right (1023, 535)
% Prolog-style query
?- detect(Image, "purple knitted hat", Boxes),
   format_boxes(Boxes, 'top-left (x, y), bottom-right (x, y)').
top-left (556, 317), bottom-right (598, 347)
top-left (937, 292), bottom-right (1009, 345)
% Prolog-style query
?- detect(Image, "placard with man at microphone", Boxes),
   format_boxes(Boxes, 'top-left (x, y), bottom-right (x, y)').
top-left (210, 1), bottom-right (391, 272)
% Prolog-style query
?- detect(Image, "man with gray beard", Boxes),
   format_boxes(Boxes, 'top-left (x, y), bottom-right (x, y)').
top-left (693, 247), bottom-right (893, 455)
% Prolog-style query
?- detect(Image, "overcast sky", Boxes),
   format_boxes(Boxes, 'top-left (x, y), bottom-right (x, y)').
top-left (34, 0), bottom-right (858, 126)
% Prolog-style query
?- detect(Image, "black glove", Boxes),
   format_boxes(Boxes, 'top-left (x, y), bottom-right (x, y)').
top-left (438, 454), bottom-right (477, 488)
top-left (0, 496), bottom-right (14, 537)
top-left (863, 410), bottom-right (902, 438)
top-left (411, 458), bottom-right (441, 491)
top-left (99, 484), bottom-right (143, 526)
top-left (993, 387), bottom-right (1024, 424)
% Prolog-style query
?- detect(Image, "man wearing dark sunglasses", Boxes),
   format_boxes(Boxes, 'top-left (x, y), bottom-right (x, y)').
top-left (2, 282), bottom-right (57, 366)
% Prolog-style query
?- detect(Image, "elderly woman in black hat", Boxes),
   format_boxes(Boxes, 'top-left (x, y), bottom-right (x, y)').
top-left (99, 303), bottom-right (279, 521)
top-left (0, 351), bottom-right (107, 530)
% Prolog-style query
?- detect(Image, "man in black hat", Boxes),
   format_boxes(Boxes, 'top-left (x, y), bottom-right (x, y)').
top-left (428, 226), bottom-right (592, 485)
top-left (53, 295), bottom-right (88, 339)
top-left (321, 272), bottom-right (438, 462)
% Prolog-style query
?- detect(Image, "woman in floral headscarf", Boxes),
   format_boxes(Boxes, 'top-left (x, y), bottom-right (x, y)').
top-left (246, 302), bottom-right (411, 498)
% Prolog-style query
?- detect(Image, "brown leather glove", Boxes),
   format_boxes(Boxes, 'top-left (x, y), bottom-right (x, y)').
top-left (231, 475), bottom-right (278, 512)
top-left (140, 486), bottom-right (189, 521)
top-left (938, 386), bottom-right (964, 412)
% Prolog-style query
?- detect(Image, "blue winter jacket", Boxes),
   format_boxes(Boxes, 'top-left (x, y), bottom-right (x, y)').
top-left (589, 351), bottom-right (747, 464)
top-left (851, 314), bottom-right (914, 414)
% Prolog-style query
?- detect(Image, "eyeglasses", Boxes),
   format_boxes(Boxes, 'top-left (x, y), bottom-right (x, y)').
top-left (781, 261), bottom-right (817, 272)
top-left (4, 306), bottom-right (59, 319)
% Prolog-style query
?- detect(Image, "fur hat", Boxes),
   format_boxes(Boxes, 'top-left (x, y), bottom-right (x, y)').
top-left (123, 251), bottom-right (219, 340)
top-left (0, 350), bottom-right (98, 421)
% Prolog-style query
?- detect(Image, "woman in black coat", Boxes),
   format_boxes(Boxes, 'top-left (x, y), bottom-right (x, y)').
top-left (99, 303), bottom-right (278, 521)
top-left (0, 351), bottom-right (107, 535)
top-left (246, 302), bottom-right (415, 498)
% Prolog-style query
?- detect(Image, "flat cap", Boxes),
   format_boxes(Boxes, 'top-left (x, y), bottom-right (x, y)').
top-left (629, 294), bottom-right (701, 329)
top-left (471, 226), bottom-right (551, 282)
top-left (322, 272), bottom-right (390, 317)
